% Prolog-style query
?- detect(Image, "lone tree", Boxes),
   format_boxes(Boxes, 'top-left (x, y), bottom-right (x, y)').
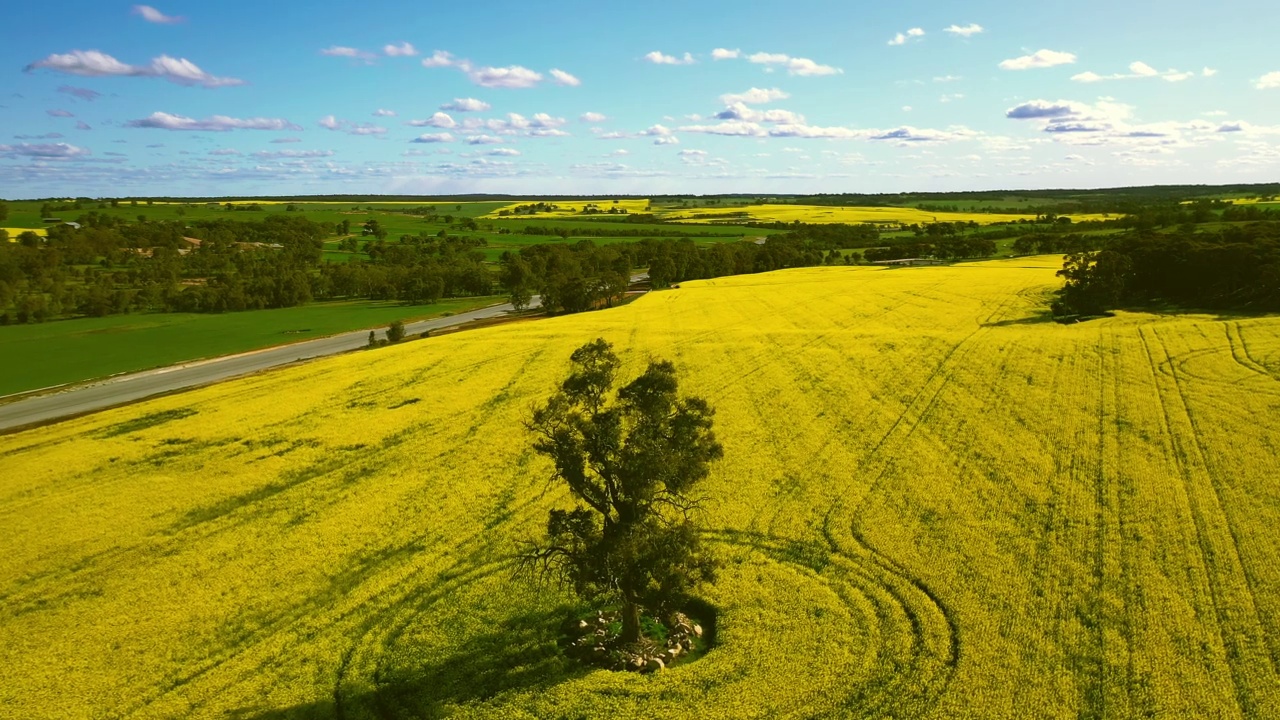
top-left (522, 339), bottom-right (722, 645)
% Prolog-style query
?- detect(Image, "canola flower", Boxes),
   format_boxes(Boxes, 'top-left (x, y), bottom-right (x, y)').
top-left (2, 258), bottom-right (1280, 718)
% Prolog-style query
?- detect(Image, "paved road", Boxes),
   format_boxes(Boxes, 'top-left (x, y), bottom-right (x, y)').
top-left (0, 299), bottom-right (538, 433)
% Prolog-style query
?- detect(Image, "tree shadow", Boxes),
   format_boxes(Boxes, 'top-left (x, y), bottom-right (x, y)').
top-left (981, 309), bottom-right (1060, 327)
top-left (230, 607), bottom-right (591, 720)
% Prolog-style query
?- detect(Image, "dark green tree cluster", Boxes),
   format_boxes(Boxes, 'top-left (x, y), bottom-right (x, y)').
top-left (522, 339), bottom-right (722, 645)
top-left (318, 234), bottom-right (492, 304)
top-left (1052, 223), bottom-right (1280, 317)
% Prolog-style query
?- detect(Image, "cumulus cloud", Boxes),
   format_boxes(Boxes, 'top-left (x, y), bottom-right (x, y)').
top-left (321, 46), bottom-right (375, 63)
top-left (999, 49), bottom-right (1077, 70)
top-left (25, 50), bottom-right (243, 87)
top-left (1257, 71), bottom-right (1280, 89)
top-left (373, 108), bottom-right (396, 117)
top-left (746, 52), bottom-right (842, 76)
top-left (57, 85), bottom-right (101, 102)
top-left (441, 98), bottom-right (490, 112)
top-left (712, 48), bottom-right (741, 60)
top-left (383, 42), bottom-right (417, 57)
top-left (252, 149), bottom-right (335, 158)
top-left (720, 87), bottom-right (790, 105)
top-left (550, 69), bottom-right (581, 86)
top-left (888, 28), bottom-right (925, 46)
top-left (1072, 61), bottom-right (1206, 83)
top-left (468, 65), bottom-right (543, 89)
top-left (407, 112), bottom-right (456, 128)
top-left (411, 132), bottom-right (455, 143)
top-left (132, 5), bottom-right (183, 24)
top-left (868, 126), bottom-right (975, 143)
top-left (467, 135), bottom-right (504, 145)
top-left (679, 149), bottom-right (709, 164)
top-left (126, 112), bottom-right (301, 131)
top-left (420, 50), bottom-right (551, 89)
top-left (944, 23), bottom-right (984, 37)
top-left (318, 116), bottom-right (387, 135)
top-left (716, 102), bottom-right (806, 124)
top-left (488, 148), bottom-right (522, 156)
top-left (1005, 99), bottom-right (1085, 120)
top-left (208, 148), bottom-right (241, 156)
top-left (580, 111), bottom-right (608, 123)
top-left (644, 51), bottom-right (696, 65)
top-left (0, 142), bottom-right (91, 158)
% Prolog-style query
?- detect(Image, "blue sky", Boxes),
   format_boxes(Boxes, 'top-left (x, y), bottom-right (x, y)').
top-left (2, 0), bottom-right (1278, 198)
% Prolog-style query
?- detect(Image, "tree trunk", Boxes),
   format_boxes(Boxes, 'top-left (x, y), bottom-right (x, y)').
top-left (621, 599), bottom-right (642, 644)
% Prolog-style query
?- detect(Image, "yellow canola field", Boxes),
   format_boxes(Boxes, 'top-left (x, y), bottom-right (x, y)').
top-left (1, 227), bottom-right (48, 238)
top-left (5, 259), bottom-right (1280, 718)
top-left (664, 203), bottom-right (1113, 225)
top-left (488, 199), bottom-right (652, 218)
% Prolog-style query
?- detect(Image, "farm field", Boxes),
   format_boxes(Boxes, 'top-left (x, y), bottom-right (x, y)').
top-left (660, 203), bottom-right (1114, 226)
top-left (4, 260), bottom-right (1280, 718)
top-left (0, 296), bottom-right (500, 397)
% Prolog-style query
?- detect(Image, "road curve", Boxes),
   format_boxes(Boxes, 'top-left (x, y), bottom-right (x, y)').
top-left (0, 299), bottom-right (538, 433)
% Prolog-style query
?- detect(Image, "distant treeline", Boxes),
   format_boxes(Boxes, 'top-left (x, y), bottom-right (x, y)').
top-left (1053, 223), bottom-right (1280, 317)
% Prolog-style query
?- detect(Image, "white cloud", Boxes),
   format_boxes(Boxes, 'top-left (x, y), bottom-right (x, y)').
top-left (488, 148), bottom-right (522, 156)
top-left (125, 112), bottom-right (301, 131)
top-left (467, 134), bottom-right (504, 145)
top-left (889, 28), bottom-right (926, 46)
top-left (746, 52), bottom-right (841, 76)
top-left (770, 124), bottom-right (862, 139)
top-left (550, 69), bottom-right (581, 86)
top-left (1073, 61), bottom-right (1205, 83)
top-left (252, 149), bottom-right (335, 159)
top-left (384, 42), bottom-right (417, 57)
top-left (407, 112), bottom-right (456, 128)
top-left (1006, 99), bottom-right (1086, 120)
top-left (715, 102), bottom-right (806, 125)
top-left (679, 149), bottom-right (709, 164)
top-left (25, 50), bottom-right (243, 87)
top-left (679, 121), bottom-right (767, 137)
top-left (644, 51), bottom-right (696, 65)
top-left (208, 148), bottom-right (241, 156)
top-left (580, 112), bottom-right (608, 123)
top-left (132, 5), bottom-right (183, 24)
top-left (373, 109), bottom-right (396, 117)
top-left (940, 93), bottom-right (964, 103)
top-left (411, 133), bottom-right (455, 143)
top-left (999, 49), bottom-right (1077, 70)
top-left (441, 98), bottom-right (490, 112)
top-left (943, 23), bottom-right (984, 37)
top-left (712, 48), bottom-right (741, 60)
top-left (321, 46), bottom-right (375, 63)
top-left (318, 116), bottom-right (387, 135)
top-left (867, 126), bottom-right (976, 143)
top-left (1257, 71), bottom-right (1280, 89)
top-left (653, 136), bottom-right (680, 145)
top-left (720, 87), bottom-right (790, 105)
top-left (0, 142), bottom-right (91, 158)
top-left (934, 75), bottom-right (962, 83)
top-left (420, 51), bottom-right (547, 88)
top-left (270, 137), bottom-right (302, 144)
top-left (467, 65), bottom-right (543, 89)
top-left (1202, 67), bottom-right (1218, 77)
top-left (420, 50), bottom-right (455, 68)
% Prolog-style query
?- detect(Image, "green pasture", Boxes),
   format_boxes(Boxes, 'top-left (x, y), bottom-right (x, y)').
top-left (0, 296), bottom-right (501, 397)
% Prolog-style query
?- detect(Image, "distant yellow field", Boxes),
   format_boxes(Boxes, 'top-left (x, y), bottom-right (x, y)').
top-left (1, 227), bottom-right (48, 239)
top-left (662, 204), bottom-right (1112, 226)
top-left (488, 199), bottom-right (652, 218)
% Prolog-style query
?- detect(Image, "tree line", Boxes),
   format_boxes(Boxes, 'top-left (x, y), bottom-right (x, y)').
top-left (1053, 223), bottom-right (1280, 317)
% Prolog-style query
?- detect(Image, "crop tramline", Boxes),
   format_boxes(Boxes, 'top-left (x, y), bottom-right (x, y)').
top-left (4, 261), bottom-right (1280, 718)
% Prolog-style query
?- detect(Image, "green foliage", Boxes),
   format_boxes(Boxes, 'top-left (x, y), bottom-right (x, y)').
top-left (523, 339), bottom-right (722, 643)
top-left (386, 319), bottom-right (405, 344)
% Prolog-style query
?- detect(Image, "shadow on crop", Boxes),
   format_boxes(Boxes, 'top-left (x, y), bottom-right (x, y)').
top-left (229, 608), bottom-right (591, 720)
